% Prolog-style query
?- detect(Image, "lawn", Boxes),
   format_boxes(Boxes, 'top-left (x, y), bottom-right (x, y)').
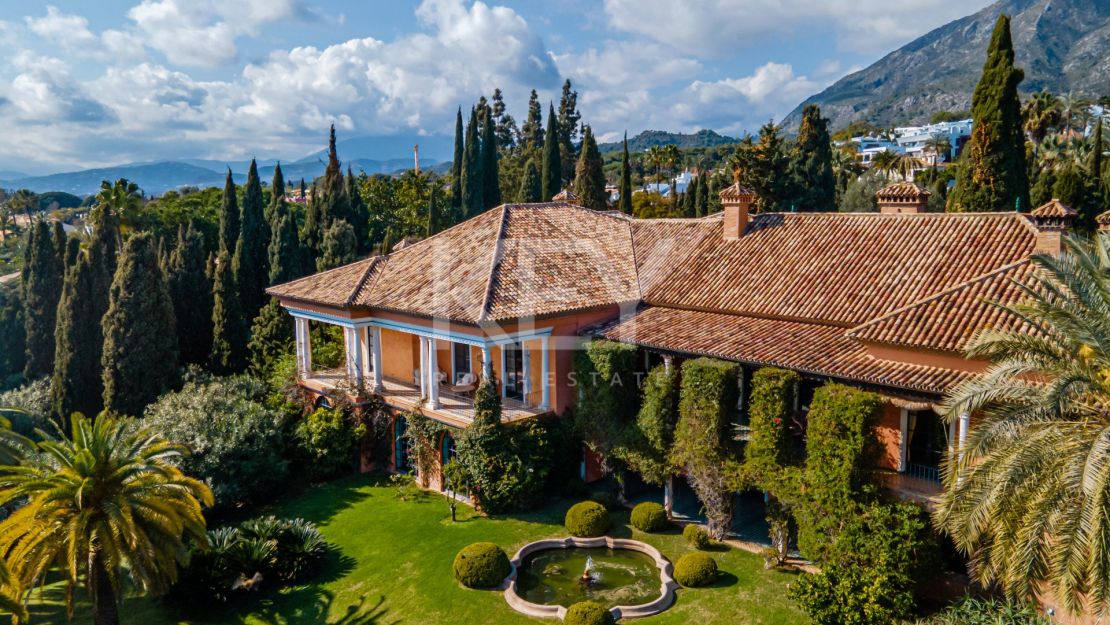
top-left (28, 474), bottom-right (808, 625)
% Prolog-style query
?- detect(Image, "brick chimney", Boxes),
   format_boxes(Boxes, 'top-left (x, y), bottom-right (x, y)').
top-left (719, 182), bottom-right (755, 240)
top-left (1028, 199), bottom-right (1076, 255)
top-left (875, 182), bottom-right (930, 214)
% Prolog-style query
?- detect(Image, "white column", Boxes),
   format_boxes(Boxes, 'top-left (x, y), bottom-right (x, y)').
top-left (663, 354), bottom-right (673, 373)
top-left (427, 338), bottom-right (440, 409)
top-left (359, 327), bottom-right (371, 386)
top-left (344, 327), bottom-right (363, 387)
top-left (521, 342), bottom-right (531, 406)
top-left (898, 409), bottom-right (909, 472)
top-left (419, 336), bottom-right (428, 399)
top-left (294, 317), bottom-right (312, 376)
top-left (500, 345), bottom-right (508, 398)
top-left (481, 345), bottom-right (492, 379)
top-left (540, 336), bottom-right (550, 410)
top-left (957, 412), bottom-right (970, 458)
top-left (371, 327), bottom-right (384, 392)
top-left (663, 477), bottom-right (674, 517)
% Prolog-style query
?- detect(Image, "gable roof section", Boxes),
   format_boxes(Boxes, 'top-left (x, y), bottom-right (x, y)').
top-left (846, 260), bottom-right (1038, 353)
top-left (641, 212), bottom-right (1037, 326)
top-left (265, 256), bottom-right (380, 307)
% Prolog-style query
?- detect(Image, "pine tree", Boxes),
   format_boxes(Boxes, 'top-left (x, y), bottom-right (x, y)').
top-left (521, 89), bottom-right (544, 153)
top-left (209, 250), bottom-right (247, 374)
top-left (265, 161), bottom-right (286, 226)
top-left (790, 105), bottom-right (836, 211)
top-left (696, 171), bottom-right (710, 217)
top-left (574, 126), bottom-right (607, 211)
top-left (619, 133), bottom-right (633, 215)
top-left (450, 108), bottom-right (464, 210)
top-left (518, 158), bottom-right (542, 203)
top-left (948, 15), bottom-right (1030, 213)
top-left (101, 233), bottom-right (179, 415)
top-left (22, 220), bottom-right (63, 378)
top-left (51, 250), bottom-right (101, 419)
top-left (461, 108), bottom-right (484, 217)
top-left (491, 88), bottom-right (518, 150)
top-left (165, 223), bottom-right (213, 366)
top-left (541, 105), bottom-right (562, 201)
top-left (348, 166), bottom-right (370, 254)
top-left (480, 107), bottom-right (501, 209)
top-left (235, 159), bottom-right (268, 321)
top-left (557, 79), bottom-right (581, 177)
top-left (218, 169), bottom-right (239, 254)
top-left (269, 212), bottom-right (304, 285)
top-left (317, 221), bottom-right (357, 272)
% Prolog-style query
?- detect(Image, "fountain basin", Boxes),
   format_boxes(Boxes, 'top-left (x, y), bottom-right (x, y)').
top-left (501, 537), bottom-right (678, 620)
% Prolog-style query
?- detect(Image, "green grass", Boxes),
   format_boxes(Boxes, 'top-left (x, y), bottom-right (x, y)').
top-left (28, 474), bottom-right (808, 625)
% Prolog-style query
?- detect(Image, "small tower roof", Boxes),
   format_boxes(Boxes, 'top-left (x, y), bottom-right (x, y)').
top-left (875, 181), bottom-right (931, 203)
top-left (552, 188), bottom-right (578, 202)
top-left (719, 182), bottom-right (755, 201)
top-left (1030, 198), bottom-right (1077, 219)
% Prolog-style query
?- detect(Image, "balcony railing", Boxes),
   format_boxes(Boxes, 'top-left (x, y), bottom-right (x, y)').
top-left (905, 463), bottom-right (941, 483)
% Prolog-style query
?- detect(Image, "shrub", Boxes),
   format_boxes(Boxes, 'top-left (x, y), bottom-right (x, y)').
top-left (0, 378), bottom-right (52, 435)
top-left (565, 501), bottom-right (609, 537)
top-left (673, 552), bottom-right (718, 587)
top-left (453, 542), bottom-right (511, 589)
top-left (683, 523), bottom-right (710, 549)
top-left (630, 502), bottom-right (668, 533)
top-left (573, 340), bottom-right (639, 470)
top-left (589, 490), bottom-right (616, 510)
top-left (292, 407), bottom-right (358, 481)
top-left (563, 601), bottom-right (615, 625)
top-left (915, 597), bottom-right (1050, 625)
top-left (619, 364), bottom-right (677, 485)
top-left (143, 374), bottom-right (289, 508)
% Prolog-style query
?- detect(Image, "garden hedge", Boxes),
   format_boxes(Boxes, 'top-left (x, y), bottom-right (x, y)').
top-left (683, 524), bottom-right (710, 549)
top-left (565, 501), bottom-right (609, 537)
top-left (453, 542), bottom-right (511, 589)
top-left (673, 552), bottom-right (718, 587)
top-left (630, 502), bottom-right (668, 533)
top-left (563, 601), bottom-right (616, 625)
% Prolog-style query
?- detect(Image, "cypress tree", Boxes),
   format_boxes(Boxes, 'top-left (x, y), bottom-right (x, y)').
top-left (301, 181), bottom-right (323, 264)
top-left (541, 105), bottom-right (562, 201)
top-left (619, 133), bottom-right (633, 215)
top-left (51, 221), bottom-right (66, 269)
top-left (451, 107), bottom-right (464, 211)
top-left (319, 125), bottom-right (352, 226)
top-left (348, 166), bottom-right (370, 254)
top-left (86, 204), bottom-right (119, 330)
top-left (480, 107), bottom-right (501, 209)
top-left (209, 250), bottom-right (247, 374)
top-left (51, 251), bottom-right (100, 419)
top-left (1088, 118), bottom-right (1105, 217)
top-left (265, 161), bottom-right (286, 226)
top-left (236, 159), bottom-right (268, 321)
top-left (1091, 117), bottom-right (1104, 182)
top-left (557, 79), bottom-right (581, 177)
top-left (0, 284), bottom-right (25, 378)
top-left (948, 15), bottom-right (1030, 212)
top-left (63, 237), bottom-right (80, 269)
top-left (461, 108), bottom-right (483, 217)
top-left (573, 126), bottom-right (607, 211)
top-left (165, 223), bottom-right (213, 366)
top-left (1030, 167), bottom-right (1057, 207)
top-left (248, 299), bottom-right (293, 374)
top-left (426, 188), bottom-right (440, 237)
top-left (521, 89), bottom-right (544, 153)
top-left (696, 171), bottom-right (709, 217)
top-left (316, 221), bottom-right (357, 272)
top-left (218, 169), bottom-right (239, 254)
top-left (101, 233), bottom-right (179, 415)
top-left (682, 177), bottom-right (699, 217)
top-left (790, 105), bottom-right (836, 211)
top-left (22, 220), bottom-right (63, 378)
top-left (269, 212), bottom-right (304, 285)
top-left (518, 159), bottom-right (542, 203)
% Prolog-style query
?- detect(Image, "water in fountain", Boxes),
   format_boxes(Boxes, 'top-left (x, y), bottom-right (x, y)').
top-left (518, 547), bottom-right (659, 609)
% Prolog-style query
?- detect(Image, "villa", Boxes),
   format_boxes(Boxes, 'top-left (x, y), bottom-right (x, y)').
top-left (266, 182), bottom-right (1075, 503)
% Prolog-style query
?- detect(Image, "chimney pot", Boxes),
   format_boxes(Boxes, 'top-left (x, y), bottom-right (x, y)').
top-left (719, 182), bottom-right (754, 240)
top-left (875, 182), bottom-right (930, 214)
top-left (1029, 199), bottom-right (1077, 255)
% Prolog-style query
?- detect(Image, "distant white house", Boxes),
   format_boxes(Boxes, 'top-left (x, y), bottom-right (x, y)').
top-left (847, 119), bottom-right (972, 169)
top-left (641, 170), bottom-right (694, 196)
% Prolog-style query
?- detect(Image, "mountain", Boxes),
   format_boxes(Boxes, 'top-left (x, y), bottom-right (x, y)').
top-left (598, 129), bottom-right (738, 153)
top-left (785, 0), bottom-right (1110, 130)
top-left (296, 133), bottom-right (454, 165)
top-left (0, 162), bottom-right (230, 196)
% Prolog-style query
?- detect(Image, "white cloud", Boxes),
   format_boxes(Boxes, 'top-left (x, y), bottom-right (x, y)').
top-left (25, 6), bottom-right (96, 47)
top-left (603, 0), bottom-right (994, 56)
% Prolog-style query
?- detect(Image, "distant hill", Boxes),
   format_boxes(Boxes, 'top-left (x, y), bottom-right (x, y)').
top-left (598, 129), bottom-right (738, 153)
top-left (784, 0), bottom-right (1110, 130)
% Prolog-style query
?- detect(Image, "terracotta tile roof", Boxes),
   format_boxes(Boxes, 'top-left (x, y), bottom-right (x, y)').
top-left (600, 306), bottom-right (971, 395)
top-left (719, 182), bottom-right (755, 201)
top-left (552, 189), bottom-right (578, 201)
top-left (847, 260), bottom-right (1038, 353)
top-left (640, 212), bottom-right (1037, 326)
top-left (630, 218), bottom-right (720, 295)
top-left (268, 203), bottom-right (640, 322)
top-left (1030, 199), bottom-right (1076, 218)
top-left (876, 181), bottom-right (931, 202)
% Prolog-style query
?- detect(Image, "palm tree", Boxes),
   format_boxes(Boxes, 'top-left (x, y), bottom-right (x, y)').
top-left (9, 190), bottom-right (36, 221)
top-left (660, 144), bottom-right (682, 208)
top-left (1023, 90), bottom-right (1061, 145)
top-left (924, 133), bottom-right (953, 168)
top-left (96, 179), bottom-right (142, 233)
top-left (0, 415), bottom-right (213, 625)
top-left (870, 149), bottom-right (902, 180)
top-left (0, 559), bottom-right (26, 623)
top-left (935, 234), bottom-right (1110, 617)
top-left (1058, 91), bottom-right (1092, 135)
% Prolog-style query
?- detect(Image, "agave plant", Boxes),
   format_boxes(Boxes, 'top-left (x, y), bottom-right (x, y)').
top-left (273, 518), bottom-right (328, 582)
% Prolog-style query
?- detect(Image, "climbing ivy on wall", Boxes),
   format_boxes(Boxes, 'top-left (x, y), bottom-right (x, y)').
top-left (403, 411), bottom-right (447, 487)
top-left (618, 363), bottom-right (678, 486)
top-left (573, 340), bottom-right (640, 471)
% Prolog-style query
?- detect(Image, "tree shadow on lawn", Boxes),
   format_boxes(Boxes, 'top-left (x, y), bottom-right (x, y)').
top-left (230, 589), bottom-right (397, 625)
top-left (706, 571), bottom-right (740, 589)
top-left (259, 473), bottom-right (380, 526)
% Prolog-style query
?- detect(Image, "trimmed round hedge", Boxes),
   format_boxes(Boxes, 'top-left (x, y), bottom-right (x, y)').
top-left (453, 542), bottom-right (511, 589)
top-left (683, 524), bottom-right (710, 549)
top-left (674, 552), bottom-right (718, 588)
top-left (630, 502), bottom-right (669, 533)
top-left (565, 501), bottom-right (609, 537)
top-left (564, 600), bottom-right (616, 625)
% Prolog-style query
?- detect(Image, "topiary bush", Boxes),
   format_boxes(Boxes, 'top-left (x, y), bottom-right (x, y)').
top-left (683, 523), bottom-right (710, 549)
top-left (673, 552), bottom-right (718, 588)
top-left (563, 601), bottom-right (616, 625)
top-left (453, 542), bottom-right (511, 589)
top-left (630, 502), bottom-right (669, 533)
top-left (565, 501), bottom-right (609, 537)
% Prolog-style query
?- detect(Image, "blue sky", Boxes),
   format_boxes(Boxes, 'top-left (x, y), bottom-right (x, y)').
top-left (0, 0), bottom-right (992, 174)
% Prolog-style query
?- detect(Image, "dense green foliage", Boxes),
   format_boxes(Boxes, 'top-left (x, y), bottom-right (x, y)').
top-left (143, 373), bottom-right (288, 508)
top-left (574, 126), bottom-right (607, 210)
top-left (218, 170), bottom-right (240, 255)
top-left (672, 358), bottom-right (739, 539)
top-left (0, 284), bottom-right (25, 384)
top-left (743, 367), bottom-right (798, 480)
top-left (165, 222), bottom-right (213, 365)
top-left (630, 502), bottom-right (669, 533)
top-left (619, 364), bottom-right (677, 486)
top-left (292, 407), bottom-right (360, 482)
top-left (618, 135), bottom-right (633, 215)
top-left (948, 15), bottom-right (1029, 212)
top-left (573, 340), bottom-right (639, 472)
top-left (563, 601), bottom-right (615, 625)
top-left (401, 411), bottom-right (447, 487)
top-left (234, 159), bottom-right (269, 321)
top-left (683, 524), bottom-right (710, 550)
top-left (673, 552), bottom-right (718, 588)
top-left (50, 247), bottom-right (101, 419)
top-left (21, 219), bottom-right (63, 378)
top-left (101, 233), bottom-right (179, 415)
top-left (790, 105), bottom-right (836, 211)
top-left (564, 500), bottom-right (609, 537)
top-left (915, 597), bottom-right (1050, 625)
top-left (542, 105), bottom-right (562, 201)
top-left (209, 250), bottom-right (247, 374)
top-left (452, 542), bottom-right (511, 589)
